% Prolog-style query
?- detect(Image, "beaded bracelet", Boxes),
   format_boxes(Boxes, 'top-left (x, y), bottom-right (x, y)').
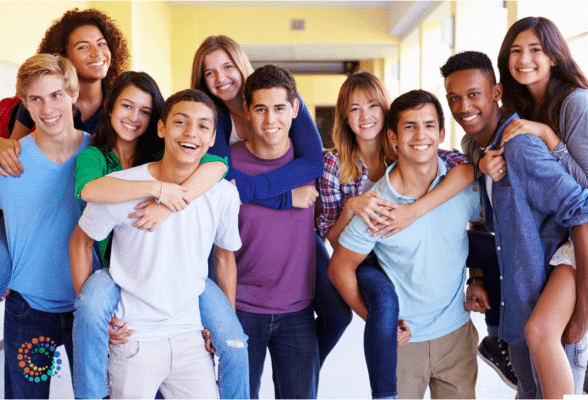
top-left (156, 180), bottom-right (163, 207)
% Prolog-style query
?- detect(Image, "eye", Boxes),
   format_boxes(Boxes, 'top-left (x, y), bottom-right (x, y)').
top-left (224, 64), bottom-right (234, 70)
top-left (199, 124), bottom-right (210, 130)
top-left (141, 109), bottom-right (151, 116)
top-left (276, 106), bottom-right (285, 112)
top-left (531, 47), bottom-right (541, 53)
top-left (52, 92), bottom-right (62, 99)
top-left (449, 96), bottom-right (459, 102)
top-left (121, 103), bottom-right (131, 109)
top-left (349, 107), bottom-right (359, 113)
top-left (469, 92), bottom-right (480, 98)
top-left (204, 71), bottom-right (213, 78)
top-left (174, 119), bottom-right (186, 126)
top-left (510, 48), bottom-right (520, 54)
top-left (369, 103), bottom-right (380, 108)
top-left (98, 41), bottom-right (108, 47)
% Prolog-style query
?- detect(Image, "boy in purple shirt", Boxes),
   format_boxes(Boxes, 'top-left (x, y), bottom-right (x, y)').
top-left (230, 65), bottom-right (319, 399)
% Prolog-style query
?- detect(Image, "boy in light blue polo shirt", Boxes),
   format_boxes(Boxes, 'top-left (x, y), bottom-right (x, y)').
top-left (330, 90), bottom-right (482, 399)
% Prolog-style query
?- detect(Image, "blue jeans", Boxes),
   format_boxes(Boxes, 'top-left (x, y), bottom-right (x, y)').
top-left (313, 232), bottom-right (352, 366)
top-left (4, 291), bottom-right (74, 399)
top-left (72, 268), bottom-right (249, 399)
top-left (356, 262), bottom-right (399, 399)
top-left (510, 336), bottom-right (588, 398)
top-left (237, 306), bottom-right (320, 399)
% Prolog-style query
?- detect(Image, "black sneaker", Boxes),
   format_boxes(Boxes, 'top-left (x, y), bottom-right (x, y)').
top-left (477, 336), bottom-right (518, 389)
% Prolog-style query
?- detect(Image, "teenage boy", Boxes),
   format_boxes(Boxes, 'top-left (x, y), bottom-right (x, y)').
top-left (70, 89), bottom-right (242, 398)
top-left (441, 51), bottom-right (588, 397)
top-left (330, 90), bottom-right (481, 399)
top-left (0, 54), bottom-right (101, 399)
top-left (230, 65), bottom-right (319, 399)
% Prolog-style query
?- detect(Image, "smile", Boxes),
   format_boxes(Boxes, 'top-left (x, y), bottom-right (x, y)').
top-left (217, 82), bottom-right (233, 91)
top-left (461, 114), bottom-right (479, 122)
top-left (264, 128), bottom-right (279, 134)
top-left (179, 142), bottom-right (198, 149)
top-left (517, 67), bottom-right (536, 73)
top-left (411, 145), bottom-right (430, 151)
top-left (42, 116), bottom-right (60, 125)
top-left (88, 60), bottom-right (107, 68)
top-left (360, 122), bottom-right (377, 129)
top-left (122, 122), bottom-right (139, 131)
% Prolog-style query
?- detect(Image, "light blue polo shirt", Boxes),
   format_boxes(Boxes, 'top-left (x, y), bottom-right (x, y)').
top-left (339, 157), bottom-right (481, 342)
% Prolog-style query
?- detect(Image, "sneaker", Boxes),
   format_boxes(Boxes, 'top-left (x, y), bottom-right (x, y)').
top-left (477, 336), bottom-right (518, 389)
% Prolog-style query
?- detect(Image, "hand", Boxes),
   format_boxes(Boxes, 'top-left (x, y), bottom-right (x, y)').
top-left (129, 199), bottom-right (172, 231)
top-left (464, 281), bottom-right (490, 313)
top-left (108, 317), bottom-right (135, 344)
top-left (501, 118), bottom-right (558, 150)
top-left (0, 289), bottom-right (10, 301)
top-left (397, 320), bottom-right (411, 347)
top-left (158, 182), bottom-right (189, 212)
top-left (202, 328), bottom-right (216, 354)
top-left (0, 138), bottom-right (23, 177)
top-left (367, 202), bottom-right (416, 238)
top-left (563, 309), bottom-right (588, 344)
top-left (291, 185), bottom-right (319, 209)
top-left (478, 148), bottom-right (506, 182)
top-left (345, 191), bottom-right (397, 231)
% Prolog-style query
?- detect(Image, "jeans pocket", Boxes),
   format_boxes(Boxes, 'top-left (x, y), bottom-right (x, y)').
top-left (4, 292), bottom-right (31, 318)
top-left (109, 340), bottom-right (140, 360)
top-left (573, 336), bottom-right (588, 369)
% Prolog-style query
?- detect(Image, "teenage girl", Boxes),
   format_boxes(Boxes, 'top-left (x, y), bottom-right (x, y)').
top-left (0, 8), bottom-right (130, 177)
top-left (70, 71), bottom-right (249, 399)
top-left (190, 35), bottom-right (351, 366)
top-left (496, 16), bottom-right (588, 399)
top-left (319, 71), bottom-right (475, 398)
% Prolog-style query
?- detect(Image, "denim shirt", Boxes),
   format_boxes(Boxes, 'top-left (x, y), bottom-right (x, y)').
top-left (480, 113), bottom-right (588, 344)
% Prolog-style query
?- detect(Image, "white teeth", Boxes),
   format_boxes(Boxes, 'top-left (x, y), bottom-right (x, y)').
top-left (462, 114), bottom-right (478, 122)
top-left (265, 128), bottom-right (278, 134)
top-left (179, 142), bottom-right (197, 149)
top-left (89, 61), bottom-right (105, 67)
top-left (413, 145), bottom-right (429, 151)
top-left (122, 123), bottom-right (138, 131)
top-left (518, 68), bottom-right (535, 72)
top-left (218, 83), bottom-right (232, 91)
top-left (360, 123), bottom-right (376, 129)
top-left (43, 116), bottom-right (59, 124)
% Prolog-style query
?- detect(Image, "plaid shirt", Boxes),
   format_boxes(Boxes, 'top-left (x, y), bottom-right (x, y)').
top-left (317, 149), bottom-right (471, 239)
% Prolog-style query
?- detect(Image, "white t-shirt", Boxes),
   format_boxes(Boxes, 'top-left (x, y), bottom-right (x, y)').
top-left (78, 163), bottom-right (242, 341)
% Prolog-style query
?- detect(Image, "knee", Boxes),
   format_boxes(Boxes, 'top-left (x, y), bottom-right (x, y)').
top-left (525, 316), bottom-right (553, 351)
top-left (214, 334), bottom-right (249, 363)
top-left (74, 270), bottom-right (119, 325)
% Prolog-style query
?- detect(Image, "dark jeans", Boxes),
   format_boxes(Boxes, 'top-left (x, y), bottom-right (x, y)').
top-left (237, 306), bottom-right (320, 399)
top-left (4, 291), bottom-right (74, 399)
top-left (357, 262), bottom-right (399, 399)
top-left (466, 230), bottom-right (501, 329)
top-left (313, 232), bottom-right (352, 366)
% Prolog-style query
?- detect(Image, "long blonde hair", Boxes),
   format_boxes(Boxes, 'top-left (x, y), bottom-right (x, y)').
top-left (190, 35), bottom-right (254, 109)
top-left (332, 71), bottom-right (393, 184)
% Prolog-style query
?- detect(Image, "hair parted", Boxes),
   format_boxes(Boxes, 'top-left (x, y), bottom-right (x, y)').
top-left (93, 71), bottom-right (164, 168)
top-left (16, 54), bottom-right (79, 104)
top-left (160, 89), bottom-right (217, 128)
top-left (190, 35), bottom-right (254, 109)
top-left (440, 51), bottom-right (497, 84)
top-left (244, 64), bottom-right (298, 106)
top-left (37, 8), bottom-right (130, 90)
top-left (388, 89), bottom-right (444, 134)
top-left (498, 16), bottom-right (588, 136)
top-left (332, 71), bottom-right (394, 184)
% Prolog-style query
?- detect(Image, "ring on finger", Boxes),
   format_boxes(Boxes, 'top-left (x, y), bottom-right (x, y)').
top-left (499, 169), bottom-right (503, 174)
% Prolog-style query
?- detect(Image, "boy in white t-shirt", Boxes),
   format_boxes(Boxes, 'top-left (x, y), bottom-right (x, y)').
top-left (70, 89), bottom-right (242, 398)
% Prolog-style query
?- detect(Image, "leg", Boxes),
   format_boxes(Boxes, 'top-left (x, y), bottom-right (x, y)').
top-left (268, 306), bottom-right (320, 399)
top-left (563, 330), bottom-right (588, 395)
top-left (356, 262), bottom-right (399, 399)
top-left (4, 291), bottom-right (64, 399)
top-left (313, 232), bottom-right (352, 366)
top-left (236, 310), bottom-right (271, 399)
top-left (108, 339), bottom-right (168, 399)
top-left (396, 340), bottom-right (430, 399)
top-left (159, 332), bottom-right (218, 399)
top-left (200, 278), bottom-right (249, 399)
top-left (509, 342), bottom-right (539, 399)
top-left (429, 320), bottom-right (478, 399)
top-left (72, 268), bottom-right (120, 399)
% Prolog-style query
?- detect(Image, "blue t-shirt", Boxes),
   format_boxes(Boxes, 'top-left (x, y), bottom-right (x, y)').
top-left (0, 133), bottom-right (101, 313)
top-left (339, 157), bottom-right (481, 342)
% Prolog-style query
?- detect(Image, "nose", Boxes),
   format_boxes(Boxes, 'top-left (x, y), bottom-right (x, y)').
top-left (41, 101), bottom-right (52, 115)
top-left (360, 107), bottom-right (367, 119)
top-left (129, 107), bottom-right (140, 122)
top-left (89, 44), bottom-right (99, 58)
top-left (265, 109), bottom-right (276, 123)
top-left (415, 125), bottom-right (426, 139)
top-left (459, 98), bottom-right (471, 113)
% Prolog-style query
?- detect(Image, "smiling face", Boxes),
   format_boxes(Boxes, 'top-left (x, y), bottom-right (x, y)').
top-left (509, 28), bottom-right (555, 98)
top-left (24, 73), bottom-right (78, 138)
top-left (445, 69), bottom-right (502, 145)
top-left (346, 89), bottom-right (385, 145)
top-left (389, 103), bottom-right (444, 167)
top-left (111, 85), bottom-right (153, 147)
top-left (202, 49), bottom-right (243, 104)
top-left (158, 100), bottom-right (216, 166)
top-left (66, 25), bottom-right (111, 83)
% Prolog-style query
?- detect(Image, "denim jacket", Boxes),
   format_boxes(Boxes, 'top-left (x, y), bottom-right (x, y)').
top-left (481, 113), bottom-right (588, 344)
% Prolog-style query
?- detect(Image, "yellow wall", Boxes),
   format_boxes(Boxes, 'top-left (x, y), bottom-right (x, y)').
top-left (294, 74), bottom-right (348, 118)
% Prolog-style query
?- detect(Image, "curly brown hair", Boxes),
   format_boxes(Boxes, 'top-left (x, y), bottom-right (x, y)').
top-left (37, 8), bottom-right (130, 90)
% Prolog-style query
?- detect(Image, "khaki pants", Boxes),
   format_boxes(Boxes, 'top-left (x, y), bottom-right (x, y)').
top-left (108, 331), bottom-right (218, 399)
top-left (397, 320), bottom-right (478, 399)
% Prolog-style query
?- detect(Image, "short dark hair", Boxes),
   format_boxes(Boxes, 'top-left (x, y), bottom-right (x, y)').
top-left (160, 89), bottom-right (217, 128)
top-left (244, 64), bottom-right (297, 106)
top-left (440, 51), bottom-right (496, 84)
top-left (388, 90), bottom-right (444, 133)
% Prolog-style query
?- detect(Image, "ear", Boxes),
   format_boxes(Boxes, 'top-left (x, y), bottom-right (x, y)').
top-left (291, 97), bottom-right (300, 119)
top-left (71, 89), bottom-right (79, 105)
top-left (439, 127), bottom-right (446, 143)
top-left (387, 128), bottom-right (397, 148)
top-left (243, 101), bottom-right (251, 121)
top-left (209, 129), bottom-right (216, 148)
top-left (493, 82), bottom-right (503, 103)
top-left (157, 119), bottom-right (165, 139)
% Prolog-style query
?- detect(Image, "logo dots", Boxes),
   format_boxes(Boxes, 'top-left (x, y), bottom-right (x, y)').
top-left (17, 336), bottom-right (62, 383)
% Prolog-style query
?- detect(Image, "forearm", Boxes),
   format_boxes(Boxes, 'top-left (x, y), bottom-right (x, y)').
top-left (328, 245), bottom-right (368, 320)
top-left (182, 161), bottom-right (228, 201)
top-left (69, 225), bottom-right (95, 295)
top-left (80, 176), bottom-right (158, 204)
top-left (9, 121), bottom-right (31, 141)
top-left (213, 246), bottom-right (237, 310)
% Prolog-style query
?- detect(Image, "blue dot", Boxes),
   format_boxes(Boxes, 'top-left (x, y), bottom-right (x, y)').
top-left (56, 366), bottom-right (61, 371)
top-left (56, 359), bottom-right (62, 365)
top-left (45, 343), bottom-right (50, 347)
top-left (54, 350), bottom-right (59, 357)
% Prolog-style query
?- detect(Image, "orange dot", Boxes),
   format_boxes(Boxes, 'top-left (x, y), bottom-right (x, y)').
top-left (24, 349), bottom-right (28, 354)
top-left (39, 336), bottom-right (45, 342)
top-left (18, 348), bottom-right (23, 353)
top-left (17, 354), bottom-right (23, 360)
top-left (24, 367), bottom-right (30, 373)
top-left (26, 343), bottom-right (32, 349)
top-left (19, 361), bottom-right (25, 368)
top-left (32, 338), bottom-right (38, 344)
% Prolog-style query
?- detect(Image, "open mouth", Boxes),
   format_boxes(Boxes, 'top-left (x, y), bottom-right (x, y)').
top-left (179, 142), bottom-right (198, 150)
top-left (217, 82), bottom-right (233, 92)
top-left (264, 128), bottom-right (279, 134)
top-left (461, 114), bottom-right (479, 123)
top-left (360, 122), bottom-right (377, 129)
top-left (411, 144), bottom-right (430, 151)
top-left (41, 115), bottom-right (61, 126)
top-left (122, 122), bottom-right (139, 131)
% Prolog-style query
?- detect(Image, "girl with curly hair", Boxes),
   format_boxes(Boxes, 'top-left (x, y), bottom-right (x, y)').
top-left (0, 7), bottom-right (130, 176)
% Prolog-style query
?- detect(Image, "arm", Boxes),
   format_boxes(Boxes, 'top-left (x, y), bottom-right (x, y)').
top-left (213, 246), bottom-right (237, 310)
top-left (461, 132), bottom-right (484, 164)
top-left (0, 102), bottom-right (35, 177)
top-left (464, 269), bottom-right (490, 314)
top-left (328, 243), bottom-right (369, 320)
top-left (563, 222), bottom-right (588, 343)
top-left (69, 225), bottom-right (95, 295)
top-left (180, 153), bottom-right (228, 201)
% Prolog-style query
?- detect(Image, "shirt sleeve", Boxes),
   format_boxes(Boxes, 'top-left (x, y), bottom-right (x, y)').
top-left (461, 133), bottom-right (483, 163)
top-left (437, 149), bottom-right (471, 170)
top-left (15, 102), bottom-right (34, 130)
top-left (213, 184), bottom-right (242, 252)
top-left (317, 152), bottom-right (343, 238)
top-left (78, 202), bottom-right (117, 242)
top-left (338, 213), bottom-right (376, 256)
top-left (199, 152), bottom-right (229, 180)
top-left (75, 146), bottom-right (110, 199)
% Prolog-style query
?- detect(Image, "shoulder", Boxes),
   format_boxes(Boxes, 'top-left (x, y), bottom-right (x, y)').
top-left (322, 151), bottom-right (341, 171)
top-left (108, 164), bottom-right (149, 180)
top-left (563, 88), bottom-right (588, 107)
top-left (560, 89), bottom-right (588, 127)
top-left (206, 179), bottom-right (240, 204)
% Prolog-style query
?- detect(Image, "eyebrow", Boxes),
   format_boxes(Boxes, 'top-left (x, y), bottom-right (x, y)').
top-left (120, 98), bottom-right (152, 109)
top-left (73, 37), bottom-right (106, 47)
top-left (173, 112), bottom-right (212, 122)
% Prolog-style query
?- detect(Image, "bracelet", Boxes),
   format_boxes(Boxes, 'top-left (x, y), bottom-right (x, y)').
top-left (466, 276), bottom-right (485, 285)
top-left (156, 180), bottom-right (163, 207)
top-left (551, 143), bottom-right (568, 154)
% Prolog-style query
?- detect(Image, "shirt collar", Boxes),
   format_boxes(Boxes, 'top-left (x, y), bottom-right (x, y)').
top-left (385, 156), bottom-right (447, 202)
top-left (489, 113), bottom-right (519, 151)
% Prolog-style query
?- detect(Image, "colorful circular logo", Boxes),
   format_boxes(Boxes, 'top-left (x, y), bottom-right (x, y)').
top-left (17, 336), bottom-right (62, 383)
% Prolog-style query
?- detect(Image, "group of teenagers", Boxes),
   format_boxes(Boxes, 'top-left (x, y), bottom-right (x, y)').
top-left (1, 6), bottom-right (588, 400)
